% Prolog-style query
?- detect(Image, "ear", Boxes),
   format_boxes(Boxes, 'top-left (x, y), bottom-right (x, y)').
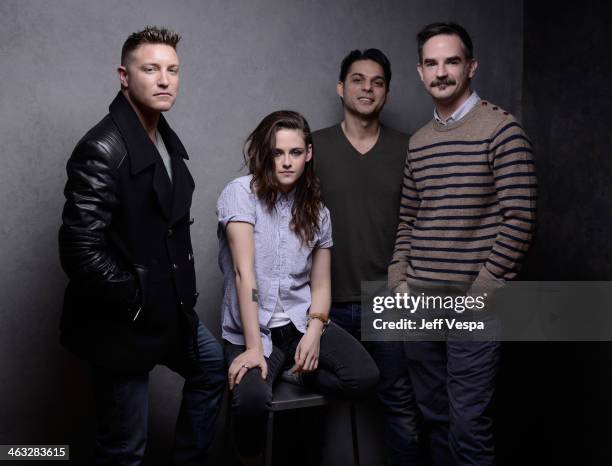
top-left (305, 144), bottom-right (313, 162)
top-left (467, 59), bottom-right (478, 79)
top-left (416, 62), bottom-right (424, 83)
top-left (117, 65), bottom-right (129, 89)
top-left (336, 81), bottom-right (344, 99)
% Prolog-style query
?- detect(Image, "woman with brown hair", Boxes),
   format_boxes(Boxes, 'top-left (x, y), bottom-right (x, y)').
top-left (216, 110), bottom-right (379, 464)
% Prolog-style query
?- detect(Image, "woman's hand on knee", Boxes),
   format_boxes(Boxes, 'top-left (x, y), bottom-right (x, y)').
top-left (228, 348), bottom-right (268, 390)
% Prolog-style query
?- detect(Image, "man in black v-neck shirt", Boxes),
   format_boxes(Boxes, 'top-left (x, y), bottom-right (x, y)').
top-left (313, 49), bottom-right (421, 466)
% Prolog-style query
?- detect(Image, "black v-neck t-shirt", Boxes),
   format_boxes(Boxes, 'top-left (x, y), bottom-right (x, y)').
top-left (313, 124), bottom-right (409, 302)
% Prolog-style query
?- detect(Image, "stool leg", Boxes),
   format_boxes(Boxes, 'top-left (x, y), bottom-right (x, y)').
top-left (350, 403), bottom-right (360, 466)
top-left (223, 389), bottom-right (234, 463)
top-left (265, 410), bottom-right (274, 466)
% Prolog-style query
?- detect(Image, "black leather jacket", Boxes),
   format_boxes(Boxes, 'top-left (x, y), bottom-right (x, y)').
top-left (59, 92), bottom-right (198, 372)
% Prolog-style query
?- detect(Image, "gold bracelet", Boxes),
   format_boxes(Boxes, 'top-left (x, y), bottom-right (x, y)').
top-left (307, 313), bottom-right (330, 328)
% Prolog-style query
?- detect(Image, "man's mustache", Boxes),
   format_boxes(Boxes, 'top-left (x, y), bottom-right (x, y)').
top-left (431, 78), bottom-right (456, 87)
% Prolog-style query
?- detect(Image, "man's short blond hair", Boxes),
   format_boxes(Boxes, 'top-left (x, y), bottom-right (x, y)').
top-left (121, 26), bottom-right (181, 65)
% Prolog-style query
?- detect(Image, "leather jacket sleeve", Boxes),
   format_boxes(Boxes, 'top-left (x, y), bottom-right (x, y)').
top-left (59, 137), bottom-right (138, 306)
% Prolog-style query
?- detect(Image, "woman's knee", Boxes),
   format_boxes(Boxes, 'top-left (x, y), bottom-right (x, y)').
top-left (327, 353), bottom-right (380, 399)
top-left (346, 358), bottom-right (380, 398)
top-left (323, 323), bottom-right (380, 397)
top-left (230, 370), bottom-right (271, 418)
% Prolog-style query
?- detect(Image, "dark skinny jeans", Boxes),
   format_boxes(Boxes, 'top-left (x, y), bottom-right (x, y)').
top-left (224, 321), bottom-right (379, 457)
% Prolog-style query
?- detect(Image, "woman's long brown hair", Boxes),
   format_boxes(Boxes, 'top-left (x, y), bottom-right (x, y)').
top-left (244, 110), bottom-right (322, 245)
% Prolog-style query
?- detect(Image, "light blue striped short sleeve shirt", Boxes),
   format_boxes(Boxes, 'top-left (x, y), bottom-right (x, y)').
top-left (216, 175), bottom-right (333, 357)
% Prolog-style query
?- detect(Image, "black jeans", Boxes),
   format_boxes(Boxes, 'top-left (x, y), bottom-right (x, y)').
top-left (330, 302), bottom-right (422, 466)
top-left (224, 321), bottom-right (379, 457)
top-left (93, 322), bottom-right (226, 466)
top-left (404, 340), bottom-right (500, 466)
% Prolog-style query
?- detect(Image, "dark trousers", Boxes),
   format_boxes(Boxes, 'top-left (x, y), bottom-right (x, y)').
top-left (405, 340), bottom-right (500, 466)
top-left (331, 302), bottom-right (422, 466)
top-left (225, 321), bottom-right (379, 457)
top-left (93, 322), bottom-right (226, 466)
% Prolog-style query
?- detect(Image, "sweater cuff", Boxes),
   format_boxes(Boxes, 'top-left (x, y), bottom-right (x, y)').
top-left (388, 261), bottom-right (408, 292)
top-left (469, 266), bottom-right (505, 296)
top-left (393, 281), bottom-right (410, 296)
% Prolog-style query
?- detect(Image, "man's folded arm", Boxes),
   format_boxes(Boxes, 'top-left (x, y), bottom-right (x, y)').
top-left (59, 138), bottom-right (138, 305)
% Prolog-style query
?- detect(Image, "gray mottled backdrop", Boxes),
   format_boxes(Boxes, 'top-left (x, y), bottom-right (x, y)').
top-left (0, 1), bottom-right (523, 464)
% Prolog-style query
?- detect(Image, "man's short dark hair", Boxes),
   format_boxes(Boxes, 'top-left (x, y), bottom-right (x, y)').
top-left (416, 22), bottom-right (474, 63)
top-left (121, 26), bottom-right (181, 65)
top-left (339, 49), bottom-right (392, 88)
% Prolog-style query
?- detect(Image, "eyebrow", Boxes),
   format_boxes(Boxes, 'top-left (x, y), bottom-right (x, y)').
top-left (273, 150), bottom-right (303, 157)
top-left (140, 62), bottom-right (179, 67)
top-left (349, 72), bottom-right (385, 81)
top-left (423, 55), bottom-right (463, 63)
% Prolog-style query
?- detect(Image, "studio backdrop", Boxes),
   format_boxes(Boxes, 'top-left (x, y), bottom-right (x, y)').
top-left (0, 1), bottom-right (523, 464)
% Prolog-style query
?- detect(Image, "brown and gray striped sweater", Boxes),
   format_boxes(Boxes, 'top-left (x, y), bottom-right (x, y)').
top-left (388, 100), bottom-right (537, 292)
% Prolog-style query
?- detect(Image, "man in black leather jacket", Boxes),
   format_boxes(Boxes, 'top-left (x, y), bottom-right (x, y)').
top-left (58, 26), bottom-right (225, 465)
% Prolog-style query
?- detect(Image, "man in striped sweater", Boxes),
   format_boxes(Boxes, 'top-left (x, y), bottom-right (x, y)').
top-left (388, 23), bottom-right (537, 465)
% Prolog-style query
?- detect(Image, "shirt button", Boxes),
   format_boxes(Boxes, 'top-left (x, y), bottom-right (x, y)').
top-left (167, 228), bottom-right (173, 237)
top-left (189, 218), bottom-right (195, 225)
top-left (173, 263), bottom-right (179, 270)
top-left (188, 253), bottom-right (193, 262)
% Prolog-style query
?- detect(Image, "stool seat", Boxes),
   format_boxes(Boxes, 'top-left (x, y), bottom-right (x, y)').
top-left (270, 381), bottom-right (328, 411)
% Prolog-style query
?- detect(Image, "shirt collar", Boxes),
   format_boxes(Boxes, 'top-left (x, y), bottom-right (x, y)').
top-left (109, 92), bottom-right (188, 177)
top-left (434, 91), bottom-right (480, 125)
top-left (278, 188), bottom-right (295, 207)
